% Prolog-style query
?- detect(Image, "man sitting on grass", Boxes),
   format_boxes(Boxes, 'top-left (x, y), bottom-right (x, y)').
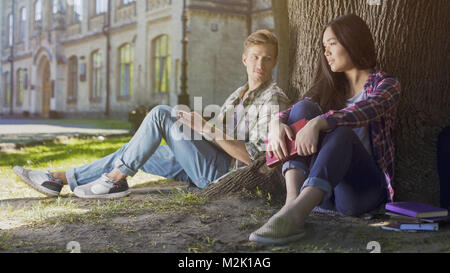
top-left (13, 29), bottom-right (290, 199)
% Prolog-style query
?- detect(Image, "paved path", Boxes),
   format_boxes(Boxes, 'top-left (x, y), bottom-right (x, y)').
top-left (0, 118), bottom-right (129, 148)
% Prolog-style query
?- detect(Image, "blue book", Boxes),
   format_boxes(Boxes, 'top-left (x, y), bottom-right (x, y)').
top-left (381, 221), bottom-right (439, 231)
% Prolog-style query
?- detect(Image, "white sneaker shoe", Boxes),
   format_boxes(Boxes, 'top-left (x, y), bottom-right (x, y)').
top-left (73, 174), bottom-right (130, 199)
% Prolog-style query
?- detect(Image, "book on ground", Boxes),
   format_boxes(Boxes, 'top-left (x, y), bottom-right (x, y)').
top-left (381, 221), bottom-right (439, 231)
top-left (381, 223), bottom-right (416, 232)
top-left (385, 202), bottom-right (448, 218)
top-left (386, 211), bottom-right (450, 223)
top-left (265, 118), bottom-right (307, 168)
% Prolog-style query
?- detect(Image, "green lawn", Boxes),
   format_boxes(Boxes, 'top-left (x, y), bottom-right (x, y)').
top-left (0, 136), bottom-right (167, 200)
top-left (43, 119), bottom-right (131, 130)
top-left (0, 136), bottom-right (210, 253)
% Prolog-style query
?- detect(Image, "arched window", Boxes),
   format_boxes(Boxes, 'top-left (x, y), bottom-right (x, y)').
top-left (118, 44), bottom-right (134, 98)
top-left (16, 69), bottom-right (25, 106)
top-left (152, 35), bottom-right (171, 94)
top-left (91, 50), bottom-right (103, 101)
top-left (19, 8), bottom-right (26, 42)
top-left (67, 56), bottom-right (78, 103)
top-left (35, 0), bottom-right (42, 22)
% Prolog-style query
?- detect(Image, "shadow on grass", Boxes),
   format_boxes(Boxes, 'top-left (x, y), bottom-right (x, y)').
top-left (0, 137), bottom-right (130, 167)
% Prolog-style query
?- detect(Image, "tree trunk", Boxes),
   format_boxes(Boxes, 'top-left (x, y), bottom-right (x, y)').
top-left (197, 156), bottom-right (286, 202)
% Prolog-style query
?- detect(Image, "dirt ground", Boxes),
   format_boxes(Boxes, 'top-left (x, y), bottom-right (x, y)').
top-left (1, 180), bottom-right (450, 253)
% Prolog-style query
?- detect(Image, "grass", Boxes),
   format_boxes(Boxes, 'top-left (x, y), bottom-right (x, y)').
top-left (0, 135), bottom-right (169, 199)
top-left (40, 119), bottom-right (131, 130)
top-left (0, 136), bottom-right (206, 244)
top-left (0, 136), bottom-right (133, 199)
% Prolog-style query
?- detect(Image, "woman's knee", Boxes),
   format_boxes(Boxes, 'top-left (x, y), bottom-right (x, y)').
top-left (289, 99), bottom-right (323, 122)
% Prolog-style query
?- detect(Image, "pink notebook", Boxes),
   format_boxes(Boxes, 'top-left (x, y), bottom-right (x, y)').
top-left (265, 118), bottom-right (307, 168)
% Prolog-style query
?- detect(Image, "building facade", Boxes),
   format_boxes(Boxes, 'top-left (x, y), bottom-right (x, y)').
top-left (0, 0), bottom-right (273, 119)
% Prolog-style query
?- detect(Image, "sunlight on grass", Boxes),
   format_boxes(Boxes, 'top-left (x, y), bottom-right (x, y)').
top-left (0, 136), bottom-right (186, 234)
top-left (0, 136), bottom-right (169, 200)
top-left (0, 197), bottom-right (89, 229)
top-left (45, 119), bottom-right (131, 130)
top-left (0, 190), bottom-right (206, 231)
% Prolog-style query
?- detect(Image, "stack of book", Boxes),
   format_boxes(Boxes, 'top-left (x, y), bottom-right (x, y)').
top-left (381, 202), bottom-right (449, 232)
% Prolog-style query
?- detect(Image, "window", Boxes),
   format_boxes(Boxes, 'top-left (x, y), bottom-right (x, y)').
top-left (67, 56), bottom-right (78, 102)
top-left (119, 44), bottom-right (134, 98)
top-left (52, 0), bottom-right (63, 14)
top-left (72, 0), bottom-right (83, 22)
top-left (8, 13), bottom-right (13, 46)
top-left (91, 50), bottom-right (103, 100)
top-left (19, 8), bottom-right (26, 42)
top-left (123, 0), bottom-right (136, 5)
top-left (35, 0), bottom-right (42, 21)
top-left (52, 0), bottom-right (58, 14)
top-left (152, 35), bottom-right (171, 94)
top-left (96, 0), bottom-right (108, 14)
top-left (16, 69), bottom-right (24, 106)
top-left (3, 72), bottom-right (11, 106)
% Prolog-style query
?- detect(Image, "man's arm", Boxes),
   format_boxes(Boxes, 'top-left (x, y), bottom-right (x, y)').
top-left (176, 110), bottom-right (252, 166)
top-left (209, 127), bottom-right (252, 166)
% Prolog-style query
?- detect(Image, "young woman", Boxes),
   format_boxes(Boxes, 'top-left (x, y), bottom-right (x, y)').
top-left (249, 14), bottom-right (401, 244)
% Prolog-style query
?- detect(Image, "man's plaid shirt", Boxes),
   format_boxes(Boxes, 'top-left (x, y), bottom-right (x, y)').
top-left (278, 70), bottom-right (401, 201)
top-left (211, 80), bottom-right (290, 170)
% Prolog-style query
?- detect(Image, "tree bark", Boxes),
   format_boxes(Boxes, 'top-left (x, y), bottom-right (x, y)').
top-left (198, 0), bottom-right (450, 206)
top-left (197, 155), bottom-right (286, 202)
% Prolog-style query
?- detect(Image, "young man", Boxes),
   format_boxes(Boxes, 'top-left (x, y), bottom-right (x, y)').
top-left (13, 29), bottom-right (290, 199)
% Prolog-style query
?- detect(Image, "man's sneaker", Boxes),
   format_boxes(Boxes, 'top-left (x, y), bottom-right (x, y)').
top-left (13, 166), bottom-right (64, 197)
top-left (73, 174), bottom-right (130, 199)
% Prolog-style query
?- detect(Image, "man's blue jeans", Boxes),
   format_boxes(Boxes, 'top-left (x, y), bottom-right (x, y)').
top-left (66, 105), bottom-right (233, 191)
top-left (282, 99), bottom-right (387, 216)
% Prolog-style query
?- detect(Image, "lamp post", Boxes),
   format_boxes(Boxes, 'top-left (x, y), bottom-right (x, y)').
top-left (9, 0), bottom-right (15, 115)
top-left (104, 0), bottom-right (112, 116)
top-left (178, 0), bottom-right (189, 107)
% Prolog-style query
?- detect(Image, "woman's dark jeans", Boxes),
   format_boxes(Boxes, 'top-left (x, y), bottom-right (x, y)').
top-left (282, 99), bottom-right (387, 216)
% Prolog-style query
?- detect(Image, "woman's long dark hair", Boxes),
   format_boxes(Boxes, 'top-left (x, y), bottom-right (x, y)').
top-left (304, 14), bottom-right (377, 112)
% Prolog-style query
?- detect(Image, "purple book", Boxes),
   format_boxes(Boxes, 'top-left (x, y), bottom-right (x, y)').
top-left (385, 202), bottom-right (448, 218)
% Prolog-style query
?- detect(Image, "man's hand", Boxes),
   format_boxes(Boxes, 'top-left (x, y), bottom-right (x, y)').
top-left (176, 110), bottom-right (215, 139)
top-left (267, 118), bottom-right (295, 160)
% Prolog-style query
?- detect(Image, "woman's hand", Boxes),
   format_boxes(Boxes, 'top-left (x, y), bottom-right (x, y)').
top-left (267, 118), bottom-right (295, 160)
top-left (295, 117), bottom-right (324, 156)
